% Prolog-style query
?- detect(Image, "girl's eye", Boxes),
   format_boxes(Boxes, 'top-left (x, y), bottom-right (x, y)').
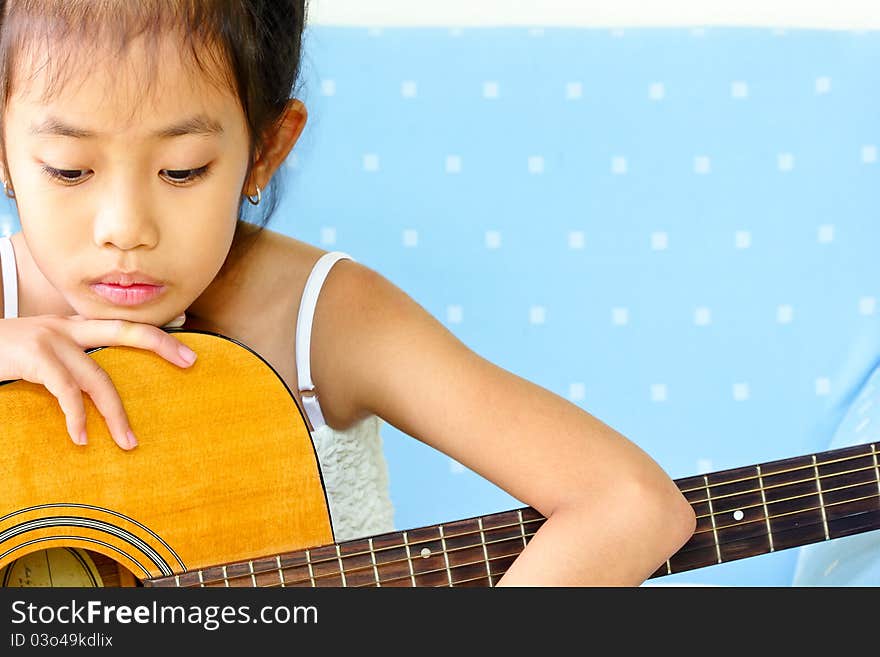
top-left (40, 166), bottom-right (87, 184)
top-left (160, 166), bottom-right (211, 185)
top-left (40, 165), bottom-right (211, 186)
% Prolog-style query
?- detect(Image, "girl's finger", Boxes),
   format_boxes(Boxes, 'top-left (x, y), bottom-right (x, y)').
top-left (64, 318), bottom-right (197, 368)
top-left (49, 340), bottom-right (137, 450)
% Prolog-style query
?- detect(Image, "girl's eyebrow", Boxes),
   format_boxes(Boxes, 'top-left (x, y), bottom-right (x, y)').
top-left (28, 113), bottom-right (225, 139)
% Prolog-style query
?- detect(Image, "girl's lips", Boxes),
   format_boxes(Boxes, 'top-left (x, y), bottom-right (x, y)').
top-left (90, 283), bottom-right (166, 306)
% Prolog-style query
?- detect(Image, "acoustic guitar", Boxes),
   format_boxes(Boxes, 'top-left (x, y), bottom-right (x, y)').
top-left (1, 330), bottom-right (878, 587)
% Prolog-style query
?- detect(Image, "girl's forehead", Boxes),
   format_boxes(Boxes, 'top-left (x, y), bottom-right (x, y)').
top-left (10, 29), bottom-right (237, 117)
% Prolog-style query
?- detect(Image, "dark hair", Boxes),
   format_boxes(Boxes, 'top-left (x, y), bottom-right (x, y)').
top-left (0, 0), bottom-right (308, 271)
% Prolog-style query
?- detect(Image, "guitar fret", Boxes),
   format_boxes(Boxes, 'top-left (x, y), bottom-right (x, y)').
top-left (872, 444), bottom-right (880, 500)
top-left (335, 545), bottom-right (347, 587)
top-left (517, 509), bottom-right (528, 549)
top-left (368, 538), bottom-right (381, 587)
top-left (478, 517), bottom-right (493, 585)
top-left (703, 475), bottom-right (722, 564)
top-left (812, 455), bottom-right (831, 540)
top-left (139, 441), bottom-right (880, 589)
top-left (306, 549), bottom-right (316, 587)
top-left (275, 555), bottom-right (285, 587)
top-left (403, 531), bottom-right (416, 586)
top-left (439, 525), bottom-right (453, 587)
top-left (756, 464), bottom-right (775, 552)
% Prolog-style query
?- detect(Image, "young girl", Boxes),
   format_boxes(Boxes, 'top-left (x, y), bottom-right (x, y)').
top-left (0, 0), bottom-right (695, 586)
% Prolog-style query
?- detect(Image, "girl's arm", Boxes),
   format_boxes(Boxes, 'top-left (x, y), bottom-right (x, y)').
top-left (311, 261), bottom-right (697, 586)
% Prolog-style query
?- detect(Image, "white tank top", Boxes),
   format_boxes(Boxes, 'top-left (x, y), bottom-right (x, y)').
top-left (0, 235), bottom-right (396, 543)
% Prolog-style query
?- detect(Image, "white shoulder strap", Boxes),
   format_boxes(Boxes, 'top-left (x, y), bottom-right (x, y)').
top-left (295, 251), bottom-right (353, 430)
top-left (0, 235), bottom-right (18, 319)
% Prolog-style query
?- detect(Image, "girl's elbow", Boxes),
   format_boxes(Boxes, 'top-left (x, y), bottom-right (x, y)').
top-left (618, 473), bottom-right (696, 558)
top-left (668, 486), bottom-right (697, 549)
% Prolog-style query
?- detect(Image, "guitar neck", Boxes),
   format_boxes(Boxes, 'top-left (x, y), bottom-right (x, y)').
top-left (147, 441), bottom-right (880, 587)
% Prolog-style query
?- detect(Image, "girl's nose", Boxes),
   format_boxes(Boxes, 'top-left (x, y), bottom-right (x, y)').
top-left (92, 185), bottom-right (159, 250)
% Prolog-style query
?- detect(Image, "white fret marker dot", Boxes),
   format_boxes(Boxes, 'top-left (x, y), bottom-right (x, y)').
top-left (733, 510), bottom-right (744, 521)
top-left (420, 548), bottom-right (431, 559)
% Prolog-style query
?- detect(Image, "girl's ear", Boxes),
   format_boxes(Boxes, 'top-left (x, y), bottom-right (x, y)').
top-left (244, 99), bottom-right (308, 196)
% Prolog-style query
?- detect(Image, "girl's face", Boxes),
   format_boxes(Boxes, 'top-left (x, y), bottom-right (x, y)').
top-left (2, 33), bottom-right (252, 327)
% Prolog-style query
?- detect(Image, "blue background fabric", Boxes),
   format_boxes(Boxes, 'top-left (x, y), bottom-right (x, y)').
top-left (3, 25), bottom-right (879, 586)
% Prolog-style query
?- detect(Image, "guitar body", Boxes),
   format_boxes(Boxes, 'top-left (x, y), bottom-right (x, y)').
top-left (0, 330), bottom-right (333, 587)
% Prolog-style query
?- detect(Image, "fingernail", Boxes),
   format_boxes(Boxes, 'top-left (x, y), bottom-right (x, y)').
top-left (78, 429), bottom-right (88, 446)
top-left (178, 344), bottom-right (197, 365)
top-left (126, 429), bottom-right (138, 449)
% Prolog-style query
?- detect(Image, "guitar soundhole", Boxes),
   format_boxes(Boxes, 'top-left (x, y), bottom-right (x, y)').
top-left (0, 548), bottom-right (140, 587)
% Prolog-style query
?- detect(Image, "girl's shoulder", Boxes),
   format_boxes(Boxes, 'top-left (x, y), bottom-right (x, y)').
top-left (207, 228), bottom-right (392, 430)
top-left (252, 229), bottom-right (465, 433)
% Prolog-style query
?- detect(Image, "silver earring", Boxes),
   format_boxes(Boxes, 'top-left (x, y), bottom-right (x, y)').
top-left (3, 180), bottom-right (14, 199)
top-left (245, 184), bottom-right (261, 206)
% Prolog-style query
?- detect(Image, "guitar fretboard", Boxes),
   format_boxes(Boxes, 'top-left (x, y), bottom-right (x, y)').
top-left (145, 441), bottom-right (880, 587)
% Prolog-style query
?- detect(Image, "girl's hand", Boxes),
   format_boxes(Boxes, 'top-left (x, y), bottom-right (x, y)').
top-left (0, 314), bottom-right (197, 450)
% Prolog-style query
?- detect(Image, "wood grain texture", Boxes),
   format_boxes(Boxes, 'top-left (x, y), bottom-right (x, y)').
top-left (0, 330), bottom-right (333, 585)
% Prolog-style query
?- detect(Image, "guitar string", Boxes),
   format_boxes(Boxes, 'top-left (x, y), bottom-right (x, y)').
top-left (185, 486), bottom-right (880, 588)
top-left (322, 488), bottom-right (877, 587)
top-left (215, 493), bottom-right (862, 588)
top-left (188, 528), bottom-right (539, 588)
top-left (151, 447), bottom-right (880, 588)
top-left (690, 463), bottom-right (880, 522)
top-left (341, 492), bottom-right (880, 588)
top-left (171, 461), bottom-right (880, 588)
top-left (206, 537), bottom-right (531, 588)
top-left (677, 447), bottom-right (878, 495)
